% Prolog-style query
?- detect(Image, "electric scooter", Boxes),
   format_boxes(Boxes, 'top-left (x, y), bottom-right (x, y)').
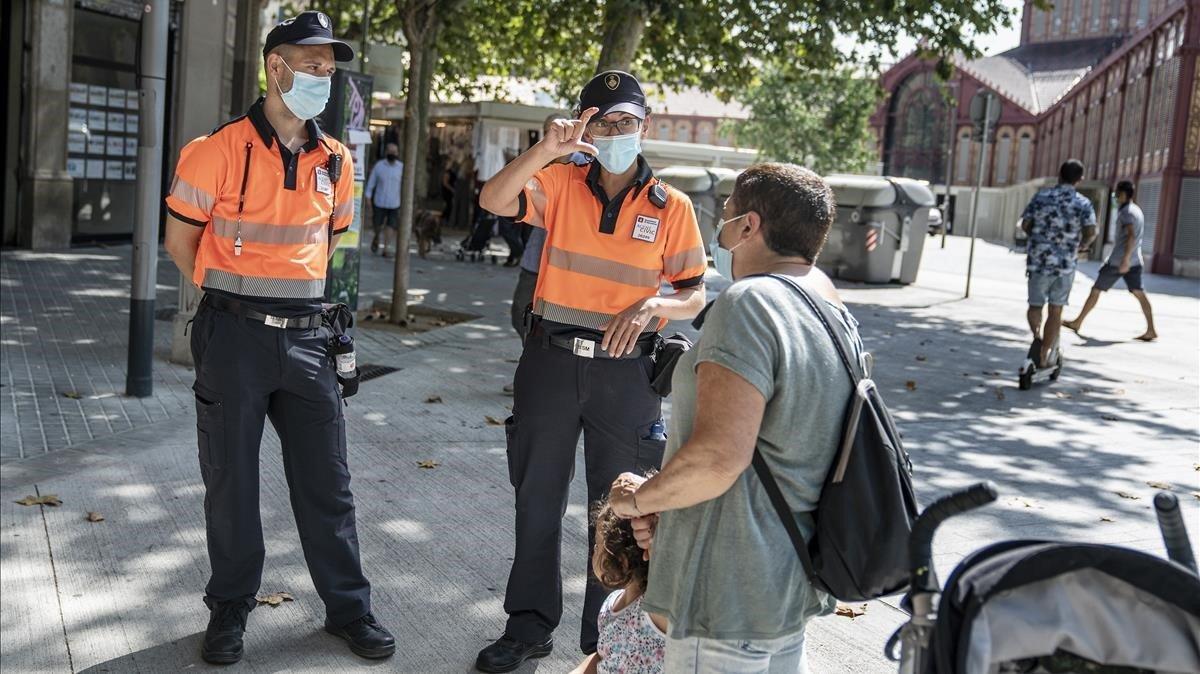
top-left (1018, 336), bottom-right (1062, 390)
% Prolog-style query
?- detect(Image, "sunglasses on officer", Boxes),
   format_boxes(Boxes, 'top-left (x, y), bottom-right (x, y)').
top-left (586, 115), bottom-right (642, 137)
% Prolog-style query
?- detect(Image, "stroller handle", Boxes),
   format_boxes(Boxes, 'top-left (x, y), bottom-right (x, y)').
top-left (1154, 492), bottom-right (1198, 574)
top-left (909, 482), bottom-right (999, 593)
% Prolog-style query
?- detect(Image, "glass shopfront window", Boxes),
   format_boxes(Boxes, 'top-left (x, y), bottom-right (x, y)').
top-left (69, 8), bottom-right (140, 239)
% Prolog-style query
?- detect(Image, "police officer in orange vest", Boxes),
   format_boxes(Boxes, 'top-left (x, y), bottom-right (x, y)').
top-left (163, 12), bottom-right (394, 664)
top-left (475, 71), bottom-right (708, 672)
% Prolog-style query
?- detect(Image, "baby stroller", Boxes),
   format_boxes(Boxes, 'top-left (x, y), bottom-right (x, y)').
top-left (456, 211), bottom-right (502, 263)
top-left (889, 482), bottom-right (1200, 674)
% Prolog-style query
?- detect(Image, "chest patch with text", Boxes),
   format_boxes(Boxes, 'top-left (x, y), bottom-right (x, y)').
top-left (315, 166), bottom-right (333, 195)
top-left (632, 215), bottom-right (660, 243)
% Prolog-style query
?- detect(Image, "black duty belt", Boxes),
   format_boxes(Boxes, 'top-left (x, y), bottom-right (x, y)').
top-left (545, 334), bottom-right (652, 360)
top-left (202, 294), bottom-right (323, 329)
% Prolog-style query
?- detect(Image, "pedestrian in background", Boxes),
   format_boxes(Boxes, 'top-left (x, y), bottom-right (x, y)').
top-left (1064, 180), bottom-right (1157, 341)
top-left (365, 141), bottom-right (403, 257)
top-left (162, 11), bottom-right (394, 664)
top-left (1020, 159), bottom-right (1097, 368)
top-left (609, 164), bottom-right (858, 673)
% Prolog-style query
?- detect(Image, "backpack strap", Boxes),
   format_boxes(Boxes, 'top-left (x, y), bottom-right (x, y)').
top-left (747, 273), bottom-right (865, 586)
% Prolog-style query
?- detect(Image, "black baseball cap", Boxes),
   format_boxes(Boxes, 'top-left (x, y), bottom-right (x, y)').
top-left (578, 70), bottom-right (647, 119)
top-left (263, 11), bottom-right (354, 62)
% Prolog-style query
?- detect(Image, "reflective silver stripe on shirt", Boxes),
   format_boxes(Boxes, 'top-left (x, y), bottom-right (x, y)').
top-left (169, 175), bottom-right (216, 214)
top-left (210, 216), bottom-right (327, 246)
top-left (664, 247), bottom-right (707, 279)
top-left (203, 269), bottom-right (325, 299)
top-left (534, 299), bottom-right (658, 333)
top-left (332, 201), bottom-right (353, 220)
top-left (545, 246), bottom-right (661, 288)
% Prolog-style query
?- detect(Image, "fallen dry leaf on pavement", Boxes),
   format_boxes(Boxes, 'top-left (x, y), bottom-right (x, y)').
top-left (1115, 491), bottom-right (1141, 500)
top-left (256, 592), bottom-right (293, 607)
top-left (994, 388), bottom-right (1005, 401)
top-left (1099, 517), bottom-right (1114, 523)
top-left (85, 512), bottom-right (105, 522)
top-left (1054, 391), bottom-right (1072, 399)
top-left (835, 604), bottom-right (867, 619)
top-left (485, 415), bottom-right (505, 426)
top-left (1112, 388), bottom-right (1126, 396)
top-left (1146, 481), bottom-right (1173, 491)
top-left (14, 494), bottom-right (62, 507)
top-left (1101, 414), bottom-right (1119, 421)
top-left (61, 391), bottom-right (82, 399)
top-left (424, 395), bottom-right (443, 404)
top-left (905, 381), bottom-right (917, 391)
top-left (915, 355), bottom-right (927, 362)
top-left (1192, 492), bottom-right (1200, 501)
top-left (1193, 464), bottom-right (1199, 471)
top-left (416, 460), bottom-right (439, 469)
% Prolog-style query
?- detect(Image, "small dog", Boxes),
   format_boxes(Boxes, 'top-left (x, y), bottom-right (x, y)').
top-left (413, 210), bottom-right (442, 259)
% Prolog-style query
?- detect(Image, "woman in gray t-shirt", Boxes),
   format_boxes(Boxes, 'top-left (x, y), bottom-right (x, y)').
top-left (609, 164), bottom-right (860, 673)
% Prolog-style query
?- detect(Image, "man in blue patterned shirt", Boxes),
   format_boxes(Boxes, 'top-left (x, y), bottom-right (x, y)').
top-left (1020, 160), bottom-right (1096, 368)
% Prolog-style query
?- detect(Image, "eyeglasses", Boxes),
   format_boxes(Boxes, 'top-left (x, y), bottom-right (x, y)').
top-left (586, 117), bottom-right (641, 136)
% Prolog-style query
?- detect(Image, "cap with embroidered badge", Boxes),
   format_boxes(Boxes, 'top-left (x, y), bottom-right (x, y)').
top-left (578, 70), bottom-right (647, 120)
top-left (263, 11), bottom-right (354, 62)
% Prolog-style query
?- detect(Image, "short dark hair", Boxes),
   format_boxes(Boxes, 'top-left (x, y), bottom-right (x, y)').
top-left (1116, 180), bottom-right (1135, 199)
top-left (731, 163), bottom-right (836, 262)
top-left (1059, 159), bottom-right (1085, 184)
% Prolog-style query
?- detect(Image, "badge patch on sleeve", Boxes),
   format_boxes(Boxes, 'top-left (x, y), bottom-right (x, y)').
top-left (315, 166), bottom-right (333, 195)
top-left (632, 215), bottom-right (660, 243)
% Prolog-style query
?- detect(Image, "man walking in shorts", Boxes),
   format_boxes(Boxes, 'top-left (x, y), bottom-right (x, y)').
top-left (1063, 180), bottom-right (1157, 341)
top-left (366, 142), bottom-right (403, 257)
top-left (1020, 159), bottom-right (1096, 367)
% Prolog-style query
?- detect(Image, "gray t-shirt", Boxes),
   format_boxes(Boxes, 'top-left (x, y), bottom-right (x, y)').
top-left (643, 276), bottom-right (861, 640)
top-left (1108, 202), bottom-right (1145, 268)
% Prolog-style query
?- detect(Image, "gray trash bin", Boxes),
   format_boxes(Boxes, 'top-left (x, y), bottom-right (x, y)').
top-left (657, 166), bottom-right (739, 251)
top-left (822, 174), bottom-right (935, 284)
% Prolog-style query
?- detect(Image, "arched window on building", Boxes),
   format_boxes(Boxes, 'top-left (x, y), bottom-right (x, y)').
top-left (882, 69), bottom-right (952, 182)
top-left (674, 120), bottom-right (693, 143)
top-left (1052, 0), bottom-right (1064, 36)
top-left (1090, 0), bottom-right (1102, 32)
top-left (995, 130), bottom-right (1014, 184)
top-left (1108, 0), bottom-right (1122, 31)
top-left (1136, 0), bottom-right (1149, 29)
top-left (1016, 133), bottom-right (1033, 182)
top-left (695, 121), bottom-right (714, 145)
top-left (956, 129), bottom-right (972, 182)
top-left (656, 119), bottom-right (673, 140)
top-left (1032, 7), bottom-right (1046, 38)
top-left (1070, 0), bottom-right (1083, 33)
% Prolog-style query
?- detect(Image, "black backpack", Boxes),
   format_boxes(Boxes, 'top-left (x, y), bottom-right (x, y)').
top-left (753, 274), bottom-right (919, 601)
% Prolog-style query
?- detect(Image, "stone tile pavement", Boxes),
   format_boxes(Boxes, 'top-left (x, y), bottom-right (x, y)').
top-left (1, 233), bottom-right (1197, 672)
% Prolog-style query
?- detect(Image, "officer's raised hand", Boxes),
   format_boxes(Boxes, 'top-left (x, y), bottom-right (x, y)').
top-left (537, 106), bottom-right (600, 159)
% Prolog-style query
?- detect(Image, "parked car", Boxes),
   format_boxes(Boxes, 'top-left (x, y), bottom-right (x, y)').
top-left (927, 207), bottom-right (944, 235)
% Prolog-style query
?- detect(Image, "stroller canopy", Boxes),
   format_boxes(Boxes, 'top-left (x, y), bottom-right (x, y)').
top-left (929, 541), bottom-right (1200, 673)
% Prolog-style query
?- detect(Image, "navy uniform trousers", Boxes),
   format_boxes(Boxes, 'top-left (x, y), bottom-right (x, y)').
top-left (190, 297), bottom-right (370, 626)
top-left (503, 328), bottom-right (666, 652)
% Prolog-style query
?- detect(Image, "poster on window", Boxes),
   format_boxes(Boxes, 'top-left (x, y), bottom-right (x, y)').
top-left (125, 114), bottom-right (138, 135)
top-left (67, 157), bottom-right (85, 178)
top-left (68, 132), bottom-right (86, 154)
top-left (87, 134), bottom-right (106, 155)
top-left (124, 162), bottom-right (137, 181)
top-left (107, 89), bottom-right (125, 109)
top-left (105, 160), bottom-right (124, 180)
top-left (88, 85), bottom-right (106, 106)
top-left (125, 137), bottom-right (138, 157)
top-left (88, 109), bottom-right (106, 131)
top-left (106, 136), bottom-right (124, 156)
top-left (69, 107), bottom-right (88, 132)
top-left (126, 91), bottom-right (139, 111)
top-left (107, 112), bottom-right (125, 133)
top-left (86, 159), bottom-right (104, 179)
top-left (70, 83), bottom-right (88, 104)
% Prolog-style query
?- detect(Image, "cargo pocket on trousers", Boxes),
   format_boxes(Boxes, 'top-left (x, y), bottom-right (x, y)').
top-left (636, 420), bottom-right (667, 472)
top-left (504, 415), bottom-right (519, 488)
top-left (194, 385), bottom-right (226, 472)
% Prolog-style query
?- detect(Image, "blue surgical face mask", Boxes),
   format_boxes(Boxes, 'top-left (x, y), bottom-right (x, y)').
top-left (276, 58), bottom-right (331, 121)
top-left (591, 132), bottom-right (641, 174)
top-left (711, 213), bottom-right (749, 280)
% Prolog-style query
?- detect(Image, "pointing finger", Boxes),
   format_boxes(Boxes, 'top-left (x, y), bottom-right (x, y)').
top-left (578, 107), bottom-right (599, 125)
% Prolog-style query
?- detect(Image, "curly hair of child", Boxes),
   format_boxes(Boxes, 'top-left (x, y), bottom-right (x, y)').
top-left (592, 499), bottom-right (650, 592)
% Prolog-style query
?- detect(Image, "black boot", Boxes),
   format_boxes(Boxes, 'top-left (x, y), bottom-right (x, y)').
top-left (201, 600), bottom-right (252, 664)
top-left (324, 612), bottom-right (396, 659)
top-left (475, 635), bottom-right (553, 673)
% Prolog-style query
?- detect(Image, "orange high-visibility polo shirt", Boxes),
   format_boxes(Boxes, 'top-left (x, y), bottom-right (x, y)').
top-left (165, 98), bottom-right (353, 299)
top-left (517, 157), bottom-right (707, 332)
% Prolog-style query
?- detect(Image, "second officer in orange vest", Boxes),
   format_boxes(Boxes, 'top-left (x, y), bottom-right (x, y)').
top-left (475, 71), bottom-right (708, 672)
top-left (163, 12), bottom-right (394, 665)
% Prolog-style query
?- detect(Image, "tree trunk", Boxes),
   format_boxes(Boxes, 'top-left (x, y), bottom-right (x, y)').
top-left (414, 38), bottom-right (437, 205)
top-left (391, 34), bottom-right (423, 325)
top-left (596, 0), bottom-right (648, 73)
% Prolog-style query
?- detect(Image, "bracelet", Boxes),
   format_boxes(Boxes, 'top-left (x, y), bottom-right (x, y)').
top-left (631, 492), bottom-right (644, 517)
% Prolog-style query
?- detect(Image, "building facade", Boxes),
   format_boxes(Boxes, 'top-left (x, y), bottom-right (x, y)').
top-left (872, 0), bottom-right (1199, 276)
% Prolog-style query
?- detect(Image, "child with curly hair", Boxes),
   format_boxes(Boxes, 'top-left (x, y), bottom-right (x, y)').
top-left (571, 492), bottom-right (668, 674)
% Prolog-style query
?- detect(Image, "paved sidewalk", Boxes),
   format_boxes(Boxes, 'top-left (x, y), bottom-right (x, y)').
top-left (1, 234), bottom-right (1197, 673)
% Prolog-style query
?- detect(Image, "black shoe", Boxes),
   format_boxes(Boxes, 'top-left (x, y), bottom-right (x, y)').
top-left (475, 634), bottom-right (553, 673)
top-left (325, 612), bottom-right (396, 659)
top-left (201, 600), bottom-right (251, 664)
